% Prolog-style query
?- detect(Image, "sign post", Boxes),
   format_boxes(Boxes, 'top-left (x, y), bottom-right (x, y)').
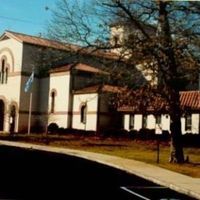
top-left (24, 71), bottom-right (34, 135)
top-left (27, 92), bottom-right (33, 135)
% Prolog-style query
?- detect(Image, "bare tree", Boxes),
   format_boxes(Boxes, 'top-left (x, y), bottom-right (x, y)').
top-left (46, 0), bottom-right (200, 163)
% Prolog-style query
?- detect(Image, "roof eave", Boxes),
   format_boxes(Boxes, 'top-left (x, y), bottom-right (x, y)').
top-left (1, 31), bottom-right (23, 43)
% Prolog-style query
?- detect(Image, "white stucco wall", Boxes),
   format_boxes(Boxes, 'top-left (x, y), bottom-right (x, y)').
top-left (0, 38), bottom-right (23, 72)
top-left (123, 113), bottom-right (200, 134)
top-left (147, 114), bottom-right (155, 129)
top-left (110, 26), bottom-right (130, 56)
top-left (124, 114), bottom-right (130, 130)
top-left (181, 117), bottom-right (185, 134)
top-left (0, 38), bottom-right (23, 132)
top-left (0, 38), bottom-right (49, 132)
top-left (181, 114), bottom-right (200, 134)
top-left (161, 115), bottom-right (170, 131)
top-left (134, 114), bottom-right (143, 131)
top-left (110, 26), bottom-right (124, 46)
top-left (48, 72), bottom-right (71, 128)
top-left (72, 93), bottom-right (98, 131)
top-left (192, 114), bottom-right (200, 134)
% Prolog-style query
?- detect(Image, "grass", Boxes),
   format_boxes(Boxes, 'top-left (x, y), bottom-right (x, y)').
top-left (0, 133), bottom-right (200, 178)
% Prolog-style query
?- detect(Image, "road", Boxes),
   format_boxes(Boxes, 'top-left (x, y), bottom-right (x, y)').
top-left (0, 145), bottom-right (196, 199)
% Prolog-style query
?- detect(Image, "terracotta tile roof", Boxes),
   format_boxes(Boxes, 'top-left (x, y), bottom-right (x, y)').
top-left (74, 85), bottom-right (100, 94)
top-left (2, 30), bottom-right (79, 51)
top-left (74, 84), bottom-right (125, 94)
top-left (49, 63), bottom-right (109, 75)
top-left (87, 49), bottom-right (121, 60)
top-left (1, 31), bottom-right (121, 60)
top-left (180, 91), bottom-right (200, 111)
top-left (75, 63), bottom-right (109, 74)
top-left (49, 65), bottom-right (71, 73)
top-left (118, 90), bottom-right (200, 113)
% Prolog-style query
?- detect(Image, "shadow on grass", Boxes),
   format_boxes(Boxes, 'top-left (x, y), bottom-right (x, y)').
top-left (82, 143), bottom-right (127, 147)
top-left (190, 162), bottom-right (200, 166)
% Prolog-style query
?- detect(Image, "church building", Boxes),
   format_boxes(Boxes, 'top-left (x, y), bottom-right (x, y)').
top-left (0, 30), bottom-right (121, 133)
top-left (0, 30), bottom-right (199, 135)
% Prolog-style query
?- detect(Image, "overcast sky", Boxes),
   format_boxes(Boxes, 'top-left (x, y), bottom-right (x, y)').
top-left (0, 0), bottom-right (57, 36)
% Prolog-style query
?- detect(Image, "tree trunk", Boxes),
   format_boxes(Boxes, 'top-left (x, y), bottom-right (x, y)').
top-left (158, 0), bottom-right (185, 163)
top-left (169, 107), bottom-right (185, 163)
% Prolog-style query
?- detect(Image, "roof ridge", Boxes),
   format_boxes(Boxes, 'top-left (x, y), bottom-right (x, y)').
top-left (74, 84), bottom-right (125, 94)
top-left (5, 30), bottom-right (66, 45)
top-left (49, 63), bottom-right (109, 75)
top-left (180, 90), bottom-right (200, 93)
top-left (4, 30), bottom-right (82, 50)
top-left (1, 31), bottom-right (124, 61)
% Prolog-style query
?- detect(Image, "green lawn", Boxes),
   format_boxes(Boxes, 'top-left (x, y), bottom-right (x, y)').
top-left (1, 133), bottom-right (200, 177)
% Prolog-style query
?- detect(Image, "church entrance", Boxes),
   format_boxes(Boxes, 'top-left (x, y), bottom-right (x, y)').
top-left (10, 105), bottom-right (16, 133)
top-left (0, 100), bottom-right (5, 131)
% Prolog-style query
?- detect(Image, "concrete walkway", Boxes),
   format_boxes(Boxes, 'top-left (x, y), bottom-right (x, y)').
top-left (0, 140), bottom-right (199, 200)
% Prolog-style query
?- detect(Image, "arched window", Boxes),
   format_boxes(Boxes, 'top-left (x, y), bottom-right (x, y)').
top-left (1, 59), bottom-right (5, 84)
top-left (2, 59), bottom-right (5, 68)
top-left (51, 91), bottom-right (55, 113)
top-left (5, 67), bottom-right (8, 83)
top-left (80, 104), bottom-right (87, 124)
top-left (10, 105), bottom-right (16, 133)
top-left (0, 99), bottom-right (5, 131)
top-left (0, 58), bottom-right (9, 84)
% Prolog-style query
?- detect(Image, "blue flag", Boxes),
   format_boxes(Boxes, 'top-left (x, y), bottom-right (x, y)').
top-left (24, 72), bottom-right (34, 92)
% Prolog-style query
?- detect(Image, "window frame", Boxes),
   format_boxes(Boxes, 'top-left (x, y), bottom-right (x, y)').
top-left (156, 115), bottom-right (161, 125)
top-left (50, 91), bottom-right (56, 113)
top-left (5, 67), bottom-right (8, 83)
top-left (129, 114), bottom-right (134, 130)
top-left (142, 115), bottom-right (147, 129)
top-left (80, 104), bottom-right (87, 124)
top-left (0, 58), bottom-right (9, 84)
top-left (1, 61), bottom-right (5, 84)
top-left (185, 114), bottom-right (192, 131)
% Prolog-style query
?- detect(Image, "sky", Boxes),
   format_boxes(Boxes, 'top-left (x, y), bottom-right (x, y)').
top-left (0, 0), bottom-right (58, 37)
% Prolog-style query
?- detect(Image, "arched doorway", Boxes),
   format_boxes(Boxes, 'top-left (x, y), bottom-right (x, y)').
top-left (10, 105), bottom-right (16, 133)
top-left (0, 100), bottom-right (5, 131)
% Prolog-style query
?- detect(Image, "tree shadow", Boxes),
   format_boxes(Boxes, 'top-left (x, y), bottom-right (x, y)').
top-left (189, 162), bottom-right (200, 166)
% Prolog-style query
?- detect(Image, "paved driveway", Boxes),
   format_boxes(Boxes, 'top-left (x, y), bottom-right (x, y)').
top-left (0, 142), bottom-right (198, 199)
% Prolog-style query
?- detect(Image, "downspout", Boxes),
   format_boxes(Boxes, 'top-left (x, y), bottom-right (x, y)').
top-left (199, 113), bottom-right (200, 135)
top-left (96, 93), bottom-right (101, 135)
top-left (198, 74), bottom-right (200, 134)
top-left (67, 70), bottom-right (74, 129)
